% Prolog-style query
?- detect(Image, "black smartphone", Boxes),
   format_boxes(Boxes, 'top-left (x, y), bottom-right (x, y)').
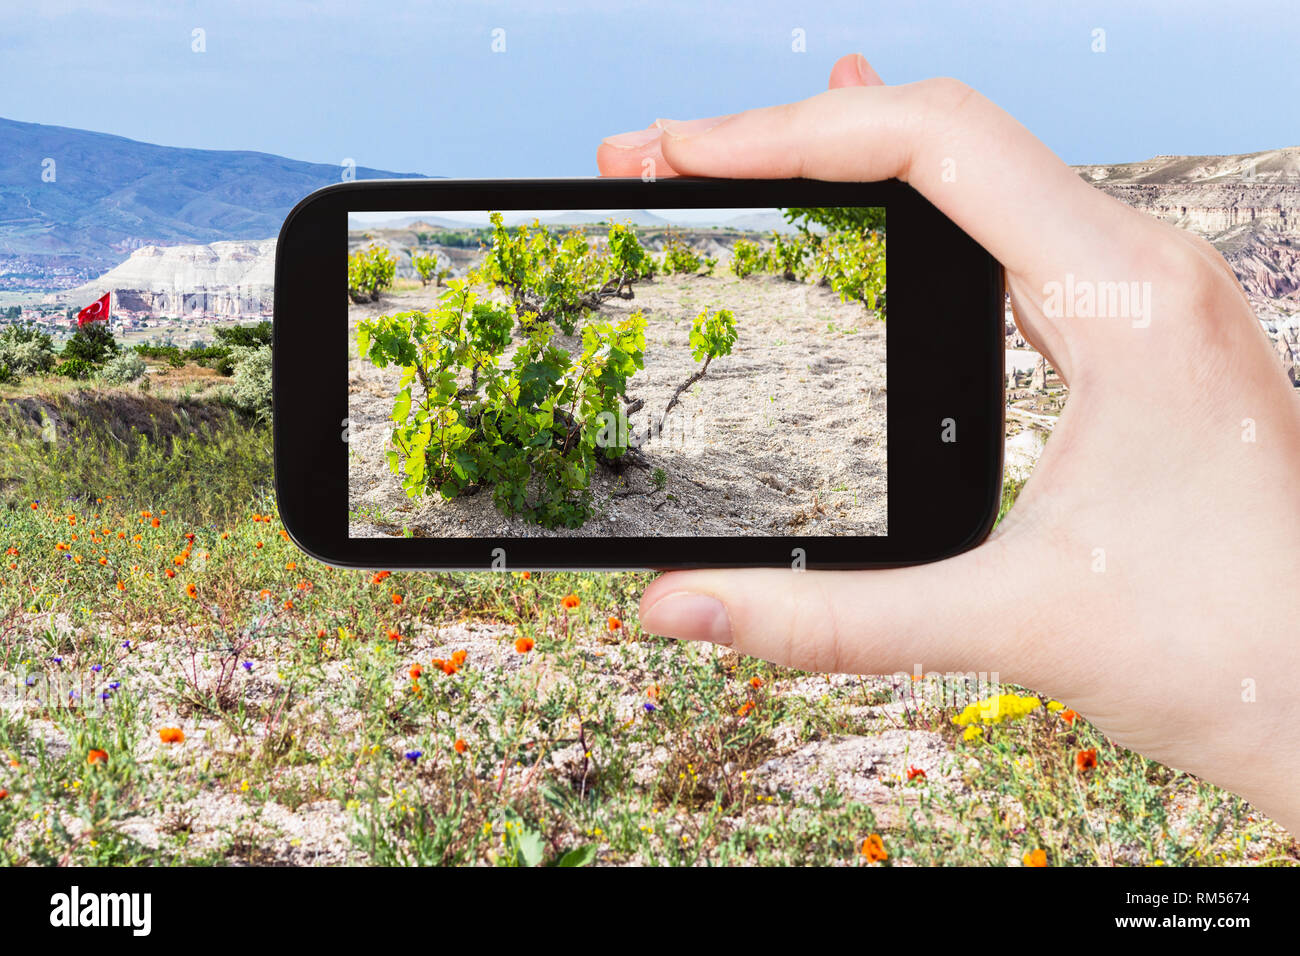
top-left (273, 177), bottom-right (1004, 570)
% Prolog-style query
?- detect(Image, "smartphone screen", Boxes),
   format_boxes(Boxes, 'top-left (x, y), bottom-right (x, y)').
top-left (345, 207), bottom-right (887, 540)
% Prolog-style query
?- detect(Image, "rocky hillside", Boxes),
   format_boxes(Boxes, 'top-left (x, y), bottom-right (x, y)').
top-left (1071, 148), bottom-right (1299, 383)
top-left (53, 239), bottom-right (275, 317)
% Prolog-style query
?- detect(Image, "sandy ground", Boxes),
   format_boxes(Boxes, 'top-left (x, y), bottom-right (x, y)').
top-left (347, 272), bottom-right (886, 537)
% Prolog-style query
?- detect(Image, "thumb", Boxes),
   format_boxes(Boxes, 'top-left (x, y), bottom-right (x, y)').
top-left (828, 52), bottom-right (884, 89)
top-left (638, 538), bottom-right (1053, 681)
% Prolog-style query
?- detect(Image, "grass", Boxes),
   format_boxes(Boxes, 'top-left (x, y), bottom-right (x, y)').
top-left (0, 382), bottom-right (1294, 866)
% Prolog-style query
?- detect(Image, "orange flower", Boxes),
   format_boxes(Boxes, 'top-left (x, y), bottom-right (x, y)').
top-left (185, 583), bottom-right (197, 599)
top-left (737, 701), bottom-right (755, 717)
top-left (372, 570), bottom-right (391, 584)
top-left (317, 628), bottom-right (327, 639)
top-left (391, 593), bottom-right (403, 605)
top-left (388, 629), bottom-right (402, 642)
top-left (173, 555), bottom-right (185, 566)
top-left (259, 589), bottom-right (271, 599)
top-left (283, 600), bottom-right (294, 611)
top-left (454, 738), bottom-right (468, 754)
top-left (116, 580), bottom-right (126, 591)
top-left (561, 593), bottom-right (580, 610)
top-left (1060, 709), bottom-right (1078, 725)
top-left (907, 766), bottom-right (927, 781)
top-left (0, 789), bottom-right (7, 800)
top-left (98, 557), bottom-right (107, 566)
top-left (286, 561), bottom-right (297, 570)
top-left (515, 636), bottom-right (535, 654)
top-left (607, 616), bottom-right (622, 631)
top-left (30, 502), bottom-right (37, 510)
top-left (1075, 748), bottom-right (1098, 772)
top-left (158, 727), bottom-right (185, 744)
top-left (520, 571), bottom-right (531, 580)
top-left (646, 684), bottom-right (660, 700)
top-left (860, 833), bottom-right (888, 863)
top-left (451, 649), bottom-right (467, 667)
top-left (87, 749), bottom-right (109, 765)
top-left (409, 664), bottom-right (423, 680)
top-left (750, 676), bottom-right (764, 689)
top-left (165, 569), bottom-right (176, 578)
top-left (255, 541), bottom-right (263, 549)
top-left (1023, 848), bottom-right (1048, 867)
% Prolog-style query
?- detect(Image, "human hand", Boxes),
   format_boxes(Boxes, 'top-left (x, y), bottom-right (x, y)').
top-left (597, 54), bottom-right (1300, 831)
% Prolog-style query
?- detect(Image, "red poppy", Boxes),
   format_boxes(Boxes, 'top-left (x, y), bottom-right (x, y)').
top-left (515, 636), bottom-right (535, 654)
top-left (907, 766), bottom-right (927, 781)
top-left (561, 593), bottom-right (580, 609)
top-left (607, 616), bottom-right (622, 631)
top-left (391, 593), bottom-right (403, 605)
top-left (1075, 748), bottom-right (1098, 772)
top-left (1060, 709), bottom-right (1078, 725)
top-left (372, 570), bottom-right (391, 584)
top-left (454, 738), bottom-right (468, 754)
top-left (87, 749), bottom-right (108, 765)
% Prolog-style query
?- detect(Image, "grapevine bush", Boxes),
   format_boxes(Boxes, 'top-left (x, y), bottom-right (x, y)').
top-left (348, 245), bottom-right (397, 304)
top-left (358, 281), bottom-right (648, 528)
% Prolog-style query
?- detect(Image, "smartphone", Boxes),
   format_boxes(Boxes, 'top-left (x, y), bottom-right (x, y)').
top-left (273, 177), bottom-right (1004, 570)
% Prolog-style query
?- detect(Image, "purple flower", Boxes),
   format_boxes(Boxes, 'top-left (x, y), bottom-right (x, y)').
top-left (122, 640), bottom-right (132, 650)
top-left (404, 750), bottom-right (422, 763)
top-left (242, 661), bottom-right (253, 672)
top-left (91, 664), bottom-right (102, 673)
top-left (99, 691), bottom-right (112, 701)
top-left (643, 703), bottom-right (657, 713)
top-left (108, 681), bottom-right (121, 690)
top-left (51, 656), bottom-right (62, 664)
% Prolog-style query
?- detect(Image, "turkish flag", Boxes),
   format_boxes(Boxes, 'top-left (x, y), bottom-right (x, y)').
top-left (77, 292), bottom-right (111, 327)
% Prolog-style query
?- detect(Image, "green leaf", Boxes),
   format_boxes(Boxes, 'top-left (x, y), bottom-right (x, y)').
top-left (551, 844), bottom-right (597, 867)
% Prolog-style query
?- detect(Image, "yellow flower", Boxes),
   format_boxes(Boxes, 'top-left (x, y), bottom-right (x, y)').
top-left (962, 725), bottom-right (983, 741)
top-left (1046, 700), bottom-right (1064, 712)
top-left (953, 693), bottom-right (1042, 727)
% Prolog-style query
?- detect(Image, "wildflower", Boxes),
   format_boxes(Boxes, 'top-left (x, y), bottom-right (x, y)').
top-left (860, 834), bottom-right (888, 863)
top-left (122, 641), bottom-right (132, 650)
top-left (1075, 748), bottom-right (1098, 772)
top-left (185, 533), bottom-right (195, 543)
top-left (1023, 849), bottom-right (1048, 867)
top-left (515, 636), bottom-right (535, 654)
top-left (255, 541), bottom-right (263, 549)
top-left (242, 661), bottom-right (253, 673)
top-left (1046, 700), bottom-right (1064, 712)
top-left (98, 557), bottom-right (107, 566)
top-left (90, 664), bottom-right (102, 673)
top-left (962, 725), bottom-right (983, 741)
top-left (185, 583), bottom-right (197, 599)
top-left (283, 600), bottom-right (294, 611)
top-left (750, 676), bottom-right (764, 689)
top-left (391, 592), bottom-right (403, 605)
top-left (404, 750), bottom-right (422, 763)
top-left (86, 749), bottom-right (108, 766)
top-left (454, 739), bottom-right (467, 754)
top-left (907, 766), bottom-right (927, 782)
top-left (116, 581), bottom-right (126, 592)
top-left (607, 616), bottom-right (622, 632)
top-left (372, 570), bottom-right (391, 584)
top-left (1060, 709), bottom-right (1079, 725)
top-left (409, 664), bottom-right (423, 680)
top-left (317, 628), bottom-right (327, 639)
top-left (150, 518), bottom-right (160, 528)
top-left (520, 571), bottom-right (531, 580)
top-left (561, 593), bottom-right (580, 610)
top-left (451, 649), bottom-right (468, 667)
top-left (737, 701), bottom-right (755, 717)
top-left (158, 727), bottom-right (185, 744)
top-left (647, 684), bottom-right (660, 700)
top-left (388, 630), bottom-right (402, 642)
top-left (952, 693), bottom-right (1041, 727)
top-left (644, 702), bottom-right (657, 713)
top-left (165, 569), bottom-right (175, 578)
top-left (259, 588), bottom-right (271, 599)
top-left (173, 554), bottom-right (185, 566)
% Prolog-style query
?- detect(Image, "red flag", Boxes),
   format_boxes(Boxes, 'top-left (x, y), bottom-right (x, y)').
top-left (77, 292), bottom-right (110, 327)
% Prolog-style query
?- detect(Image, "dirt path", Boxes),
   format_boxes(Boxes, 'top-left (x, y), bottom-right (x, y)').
top-left (347, 272), bottom-right (886, 537)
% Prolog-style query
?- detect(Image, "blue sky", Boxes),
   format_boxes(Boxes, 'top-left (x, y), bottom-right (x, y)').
top-left (2, 0), bottom-right (1296, 176)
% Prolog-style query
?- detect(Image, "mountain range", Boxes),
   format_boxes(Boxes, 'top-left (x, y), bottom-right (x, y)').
top-left (0, 116), bottom-right (423, 291)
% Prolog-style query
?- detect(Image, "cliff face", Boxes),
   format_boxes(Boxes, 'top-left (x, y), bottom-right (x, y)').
top-left (1076, 147), bottom-right (1300, 305)
top-left (53, 239), bottom-right (275, 316)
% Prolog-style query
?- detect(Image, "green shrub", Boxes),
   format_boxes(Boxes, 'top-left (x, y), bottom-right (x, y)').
top-left (348, 246), bottom-right (397, 303)
top-left (100, 350), bottom-right (148, 384)
top-left (55, 358), bottom-right (96, 380)
top-left (0, 323), bottom-right (57, 381)
top-left (358, 282), bottom-right (647, 529)
top-left (729, 239), bottom-right (764, 278)
top-left (61, 323), bottom-right (120, 365)
top-left (227, 345), bottom-right (272, 421)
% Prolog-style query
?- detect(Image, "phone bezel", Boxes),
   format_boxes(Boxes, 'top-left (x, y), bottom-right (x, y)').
top-left (273, 177), bottom-right (1004, 570)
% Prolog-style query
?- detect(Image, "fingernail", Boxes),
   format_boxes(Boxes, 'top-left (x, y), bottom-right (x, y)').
top-left (854, 53), bottom-right (873, 84)
top-left (656, 114), bottom-right (733, 140)
top-left (601, 127), bottom-right (662, 149)
top-left (640, 592), bottom-right (733, 645)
